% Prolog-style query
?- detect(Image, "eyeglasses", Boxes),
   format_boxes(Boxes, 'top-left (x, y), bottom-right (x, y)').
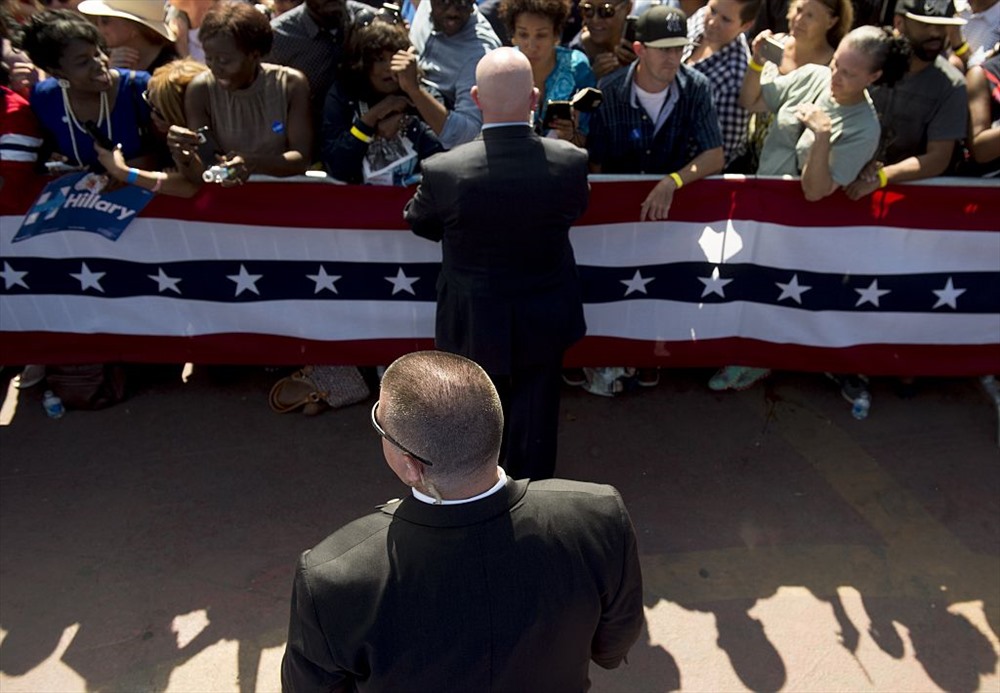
top-left (371, 401), bottom-right (433, 465)
top-left (356, 3), bottom-right (404, 27)
top-left (142, 91), bottom-right (165, 120)
top-left (580, 2), bottom-right (621, 19)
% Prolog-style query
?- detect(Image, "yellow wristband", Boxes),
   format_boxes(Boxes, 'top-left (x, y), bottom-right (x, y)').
top-left (350, 125), bottom-right (372, 143)
top-left (669, 172), bottom-right (684, 189)
top-left (876, 167), bottom-right (888, 188)
top-left (954, 41), bottom-right (970, 57)
top-left (748, 58), bottom-right (765, 72)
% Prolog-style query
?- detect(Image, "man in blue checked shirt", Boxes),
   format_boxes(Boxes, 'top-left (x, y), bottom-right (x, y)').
top-left (587, 4), bottom-right (724, 220)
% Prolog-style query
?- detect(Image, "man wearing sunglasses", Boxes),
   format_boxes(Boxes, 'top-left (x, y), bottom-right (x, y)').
top-left (588, 5), bottom-right (724, 220)
top-left (569, 0), bottom-right (638, 78)
top-left (281, 350), bottom-right (644, 691)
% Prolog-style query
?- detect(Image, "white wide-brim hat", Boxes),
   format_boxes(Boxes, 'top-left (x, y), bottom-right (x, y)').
top-left (78, 0), bottom-right (177, 42)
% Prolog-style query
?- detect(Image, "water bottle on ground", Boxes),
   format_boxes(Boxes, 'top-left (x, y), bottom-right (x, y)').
top-left (851, 391), bottom-right (871, 420)
top-left (42, 390), bottom-right (65, 419)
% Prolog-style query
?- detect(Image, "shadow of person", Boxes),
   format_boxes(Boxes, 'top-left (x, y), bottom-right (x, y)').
top-left (0, 614), bottom-right (74, 677)
top-left (589, 614), bottom-right (681, 692)
top-left (861, 594), bottom-right (997, 693)
top-left (712, 598), bottom-right (786, 693)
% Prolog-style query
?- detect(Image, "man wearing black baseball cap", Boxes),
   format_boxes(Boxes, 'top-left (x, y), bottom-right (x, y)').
top-left (845, 0), bottom-right (967, 199)
top-left (587, 5), bottom-right (724, 221)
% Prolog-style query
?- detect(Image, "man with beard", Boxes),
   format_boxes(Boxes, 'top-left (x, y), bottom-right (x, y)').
top-left (394, 0), bottom-right (501, 148)
top-left (269, 0), bottom-right (369, 150)
top-left (845, 0), bottom-right (967, 199)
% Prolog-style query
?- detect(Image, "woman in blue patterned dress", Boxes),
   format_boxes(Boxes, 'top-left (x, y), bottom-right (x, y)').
top-left (500, 0), bottom-right (596, 145)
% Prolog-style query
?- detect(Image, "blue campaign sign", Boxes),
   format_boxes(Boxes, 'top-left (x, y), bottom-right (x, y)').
top-left (13, 172), bottom-right (154, 243)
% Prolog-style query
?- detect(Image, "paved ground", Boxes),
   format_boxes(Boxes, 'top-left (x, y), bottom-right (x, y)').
top-left (0, 365), bottom-right (997, 692)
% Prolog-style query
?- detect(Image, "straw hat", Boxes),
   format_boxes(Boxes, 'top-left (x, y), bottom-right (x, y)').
top-left (78, 0), bottom-right (177, 42)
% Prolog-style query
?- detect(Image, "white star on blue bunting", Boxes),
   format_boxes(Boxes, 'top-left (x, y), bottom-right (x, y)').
top-left (698, 267), bottom-right (732, 298)
top-left (855, 279), bottom-right (890, 307)
top-left (227, 264), bottom-right (262, 296)
top-left (776, 274), bottom-right (812, 304)
top-left (621, 270), bottom-right (655, 296)
top-left (71, 262), bottom-right (105, 293)
top-left (932, 277), bottom-right (965, 309)
top-left (1, 262), bottom-right (29, 290)
top-left (148, 267), bottom-right (182, 294)
top-left (385, 267), bottom-right (419, 295)
top-left (307, 265), bottom-right (341, 294)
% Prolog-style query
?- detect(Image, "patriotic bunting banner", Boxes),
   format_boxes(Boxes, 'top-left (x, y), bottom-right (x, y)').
top-left (1, 176), bottom-right (998, 375)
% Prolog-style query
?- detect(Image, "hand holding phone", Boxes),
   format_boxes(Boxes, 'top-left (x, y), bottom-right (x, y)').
top-left (542, 100), bottom-right (573, 130)
top-left (196, 126), bottom-right (225, 165)
top-left (84, 120), bottom-right (115, 150)
top-left (759, 36), bottom-right (785, 65)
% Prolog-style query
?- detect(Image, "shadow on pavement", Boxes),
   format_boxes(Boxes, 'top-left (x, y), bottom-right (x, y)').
top-left (1, 367), bottom-right (997, 690)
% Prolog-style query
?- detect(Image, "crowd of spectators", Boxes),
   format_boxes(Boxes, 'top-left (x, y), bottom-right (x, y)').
top-left (0, 0), bottom-right (996, 398)
top-left (1, 0), bottom-right (996, 192)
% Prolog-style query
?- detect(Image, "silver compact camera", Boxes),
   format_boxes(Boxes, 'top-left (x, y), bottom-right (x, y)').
top-left (202, 164), bottom-right (237, 184)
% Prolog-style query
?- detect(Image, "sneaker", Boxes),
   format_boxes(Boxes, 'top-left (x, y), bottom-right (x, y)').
top-left (708, 365), bottom-right (770, 391)
top-left (732, 367), bottom-right (770, 390)
top-left (637, 368), bottom-right (660, 387)
top-left (562, 368), bottom-right (586, 387)
top-left (15, 364), bottom-right (45, 390)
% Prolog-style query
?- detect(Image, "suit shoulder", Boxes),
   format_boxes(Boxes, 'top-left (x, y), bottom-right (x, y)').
top-left (301, 510), bottom-right (394, 571)
top-left (419, 140), bottom-right (482, 173)
top-left (540, 138), bottom-right (589, 168)
top-left (524, 479), bottom-right (628, 510)
top-left (519, 480), bottom-right (632, 533)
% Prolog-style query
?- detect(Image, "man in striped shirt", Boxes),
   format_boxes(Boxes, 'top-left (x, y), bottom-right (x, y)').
top-left (587, 5), bottom-right (724, 220)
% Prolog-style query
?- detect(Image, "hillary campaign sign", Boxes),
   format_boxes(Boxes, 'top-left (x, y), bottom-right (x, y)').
top-left (0, 176), bottom-right (997, 375)
top-left (13, 172), bottom-right (152, 243)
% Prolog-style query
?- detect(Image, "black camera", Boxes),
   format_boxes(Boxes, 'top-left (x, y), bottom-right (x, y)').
top-left (196, 126), bottom-right (225, 165)
top-left (83, 120), bottom-right (115, 150)
top-left (623, 15), bottom-right (638, 43)
top-left (542, 87), bottom-right (604, 129)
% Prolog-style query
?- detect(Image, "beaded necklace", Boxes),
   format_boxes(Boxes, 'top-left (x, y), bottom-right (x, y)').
top-left (60, 83), bottom-right (113, 166)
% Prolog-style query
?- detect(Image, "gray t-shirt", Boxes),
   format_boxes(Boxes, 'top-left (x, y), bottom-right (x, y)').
top-left (758, 63), bottom-right (880, 186)
top-left (870, 56), bottom-right (967, 166)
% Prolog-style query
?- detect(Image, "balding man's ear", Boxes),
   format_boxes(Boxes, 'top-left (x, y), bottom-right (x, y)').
top-left (471, 85), bottom-right (481, 111)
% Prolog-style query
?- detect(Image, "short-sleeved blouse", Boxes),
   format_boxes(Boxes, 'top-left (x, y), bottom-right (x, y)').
top-left (31, 69), bottom-right (152, 167)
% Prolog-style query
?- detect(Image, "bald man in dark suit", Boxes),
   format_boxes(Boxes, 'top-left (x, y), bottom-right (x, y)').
top-left (404, 47), bottom-right (590, 481)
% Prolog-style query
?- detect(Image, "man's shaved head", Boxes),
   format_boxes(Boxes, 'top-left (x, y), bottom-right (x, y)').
top-left (472, 47), bottom-right (537, 123)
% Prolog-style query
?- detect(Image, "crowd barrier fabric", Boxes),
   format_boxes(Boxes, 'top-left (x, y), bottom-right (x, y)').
top-left (1, 175), bottom-right (998, 375)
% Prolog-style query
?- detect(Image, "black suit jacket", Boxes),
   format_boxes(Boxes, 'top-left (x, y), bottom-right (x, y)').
top-left (281, 478), bottom-right (645, 692)
top-left (404, 125), bottom-right (589, 374)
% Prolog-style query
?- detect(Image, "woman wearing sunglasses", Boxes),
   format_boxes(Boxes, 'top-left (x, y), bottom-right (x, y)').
top-left (567, 0), bottom-right (636, 79)
top-left (500, 0), bottom-right (595, 144)
top-left (94, 57), bottom-right (208, 196)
